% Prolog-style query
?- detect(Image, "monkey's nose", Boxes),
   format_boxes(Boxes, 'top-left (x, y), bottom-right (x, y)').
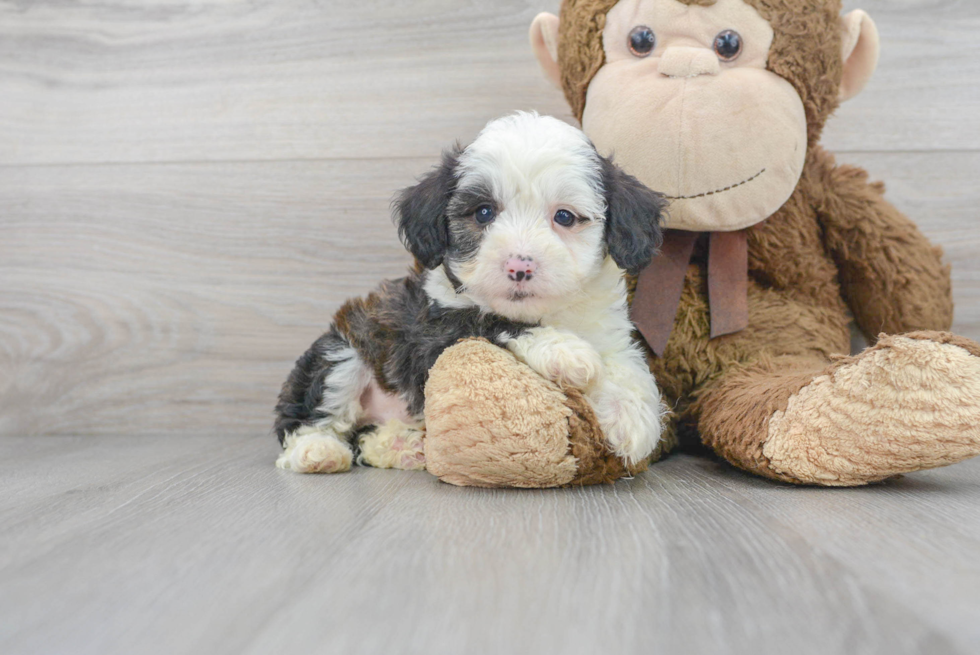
top-left (505, 256), bottom-right (537, 282)
top-left (657, 46), bottom-right (720, 79)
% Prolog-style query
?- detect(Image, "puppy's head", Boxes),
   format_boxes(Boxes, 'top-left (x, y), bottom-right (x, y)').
top-left (395, 112), bottom-right (666, 321)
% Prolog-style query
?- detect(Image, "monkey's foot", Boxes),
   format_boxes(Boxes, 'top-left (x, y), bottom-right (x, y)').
top-left (358, 420), bottom-right (426, 471)
top-left (763, 332), bottom-right (980, 486)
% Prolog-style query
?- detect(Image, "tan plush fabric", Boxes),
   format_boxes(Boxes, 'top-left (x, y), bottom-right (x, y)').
top-left (583, 0), bottom-right (808, 232)
top-left (764, 335), bottom-right (980, 486)
top-left (424, 339), bottom-right (628, 488)
top-left (558, 0), bottom-right (845, 145)
top-left (838, 9), bottom-right (879, 101)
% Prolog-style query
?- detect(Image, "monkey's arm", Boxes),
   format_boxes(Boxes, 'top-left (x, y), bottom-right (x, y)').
top-left (817, 156), bottom-right (953, 341)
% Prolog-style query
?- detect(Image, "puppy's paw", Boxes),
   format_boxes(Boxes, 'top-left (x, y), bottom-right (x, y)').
top-left (277, 431), bottom-right (353, 474)
top-left (591, 379), bottom-right (665, 467)
top-left (510, 328), bottom-right (604, 391)
top-left (358, 420), bottom-right (426, 471)
top-left (547, 340), bottom-right (605, 390)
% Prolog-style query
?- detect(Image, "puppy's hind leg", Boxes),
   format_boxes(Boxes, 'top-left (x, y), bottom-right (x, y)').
top-left (279, 428), bottom-right (355, 474)
top-left (357, 420), bottom-right (426, 471)
top-left (274, 330), bottom-right (373, 474)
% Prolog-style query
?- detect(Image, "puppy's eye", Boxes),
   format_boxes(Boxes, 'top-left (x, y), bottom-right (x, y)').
top-left (554, 209), bottom-right (577, 227)
top-left (713, 30), bottom-right (742, 62)
top-left (628, 26), bottom-right (656, 58)
top-left (474, 205), bottom-right (496, 225)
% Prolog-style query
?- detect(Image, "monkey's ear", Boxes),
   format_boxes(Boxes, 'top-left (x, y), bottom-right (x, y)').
top-left (600, 155), bottom-right (667, 274)
top-left (394, 147), bottom-right (460, 269)
top-left (530, 13), bottom-right (562, 89)
top-left (839, 10), bottom-right (880, 102)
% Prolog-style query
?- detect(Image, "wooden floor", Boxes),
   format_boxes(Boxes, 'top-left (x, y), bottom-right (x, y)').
top-left (2, 437), bottom-right (979, 655)
top-left (3, 0), bottom-right (980, 652)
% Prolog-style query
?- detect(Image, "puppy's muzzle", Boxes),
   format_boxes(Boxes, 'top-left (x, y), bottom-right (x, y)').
top-left (505, 255), bottom-right (537, 282)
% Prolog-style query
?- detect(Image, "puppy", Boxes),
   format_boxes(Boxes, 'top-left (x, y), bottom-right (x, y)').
top-left (274, 112), bottom-right (668, 474)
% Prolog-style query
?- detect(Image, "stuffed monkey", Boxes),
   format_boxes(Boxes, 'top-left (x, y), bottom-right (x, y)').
top-left (423, 0), bottom-right (980, 487)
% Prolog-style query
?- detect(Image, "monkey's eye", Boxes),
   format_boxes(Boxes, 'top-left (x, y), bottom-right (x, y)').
top-left (628, 26), bottom-right (656, 58)
top-left (475, 205), bottom-right (496, 225)
top-left (554, 209), bottom-right (577, 227)
top-left (713, 30), bottom-right (743, 61)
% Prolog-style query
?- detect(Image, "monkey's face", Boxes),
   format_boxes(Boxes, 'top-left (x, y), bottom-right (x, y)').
top-left (582, 0), bottom-right (807, 232)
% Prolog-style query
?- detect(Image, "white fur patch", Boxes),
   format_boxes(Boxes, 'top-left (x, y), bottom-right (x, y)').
top-left (277, 346), bottom-right (374, 475)
top-left (457, 112), bottom-right (607, 222)
top-left (278, 428), bottom-right (354, 474)
top-left (448, 112), bottom-right (610, 324)
top-left (498, 256), bottom-right (667, 466)
top-left (506, 326), bottom-right (605, 391)
top-left (423, 267), bottom-right (476, 310)
top-left (314, 345), bottom-right (373, 436)
top-left (587, 350), bottom-right (668, 466)
top-left (357, 419), bottom-right (427, 471)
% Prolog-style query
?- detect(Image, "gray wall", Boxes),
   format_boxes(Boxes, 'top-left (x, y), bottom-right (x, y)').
top-left (1, 0), bottom-right (978, 437)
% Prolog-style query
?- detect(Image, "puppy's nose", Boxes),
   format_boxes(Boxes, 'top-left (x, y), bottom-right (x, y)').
top-left (505, 256), bottom-right (537, 282)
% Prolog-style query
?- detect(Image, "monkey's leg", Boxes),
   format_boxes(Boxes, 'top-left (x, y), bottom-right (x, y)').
top-left (696, 333), bottom-right (980, 486)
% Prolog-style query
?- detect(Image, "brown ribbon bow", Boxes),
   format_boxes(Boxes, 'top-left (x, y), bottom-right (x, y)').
top-left (631, 229), bottom-right (750, 357)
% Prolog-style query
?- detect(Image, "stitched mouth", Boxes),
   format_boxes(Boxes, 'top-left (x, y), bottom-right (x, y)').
top-left (665, 168), bottom-right (766, 201)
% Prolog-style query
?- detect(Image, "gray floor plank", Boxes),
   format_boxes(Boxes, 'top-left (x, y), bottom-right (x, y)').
top-left (708, 463), bottom-right (980, 654)
top-left (2, 437), bottom-right (979, 655)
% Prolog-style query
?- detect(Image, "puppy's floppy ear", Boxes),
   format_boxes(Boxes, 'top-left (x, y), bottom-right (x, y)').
top-left (394, 145), bottom-right (462, 269)
top-left (600, 155), bottom-right (667, 274)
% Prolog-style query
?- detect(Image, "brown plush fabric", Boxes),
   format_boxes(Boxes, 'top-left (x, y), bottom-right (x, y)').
top-left (424, 339), bottom-right (630, 488)
top-left (762, 334), bottom-right (980, 485)
top-left (695, 355), bottom-right (835, 483)
top-left (637, 146), bottom-right (957, 482)
top-left (817, 162), bottom-right (954, 340)
top-left (557, 0), bottom-right (616, 121)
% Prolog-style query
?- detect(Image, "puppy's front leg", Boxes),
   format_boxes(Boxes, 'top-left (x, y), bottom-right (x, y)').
top-left (589, 347), bottom-right (667, 467)
top-left (501, 326), bottom-right (604, 391)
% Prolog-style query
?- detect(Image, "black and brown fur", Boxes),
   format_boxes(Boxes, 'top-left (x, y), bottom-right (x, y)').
top-left (274, 155), bottom-right (537, 446)
top-left (274, 271), bottom-right (535, 445)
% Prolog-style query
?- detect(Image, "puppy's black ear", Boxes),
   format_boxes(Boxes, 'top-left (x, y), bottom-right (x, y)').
top-left (394, 146), bottom-right (461, 269)
top-left (600, 155), bottom-right (667, 274)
